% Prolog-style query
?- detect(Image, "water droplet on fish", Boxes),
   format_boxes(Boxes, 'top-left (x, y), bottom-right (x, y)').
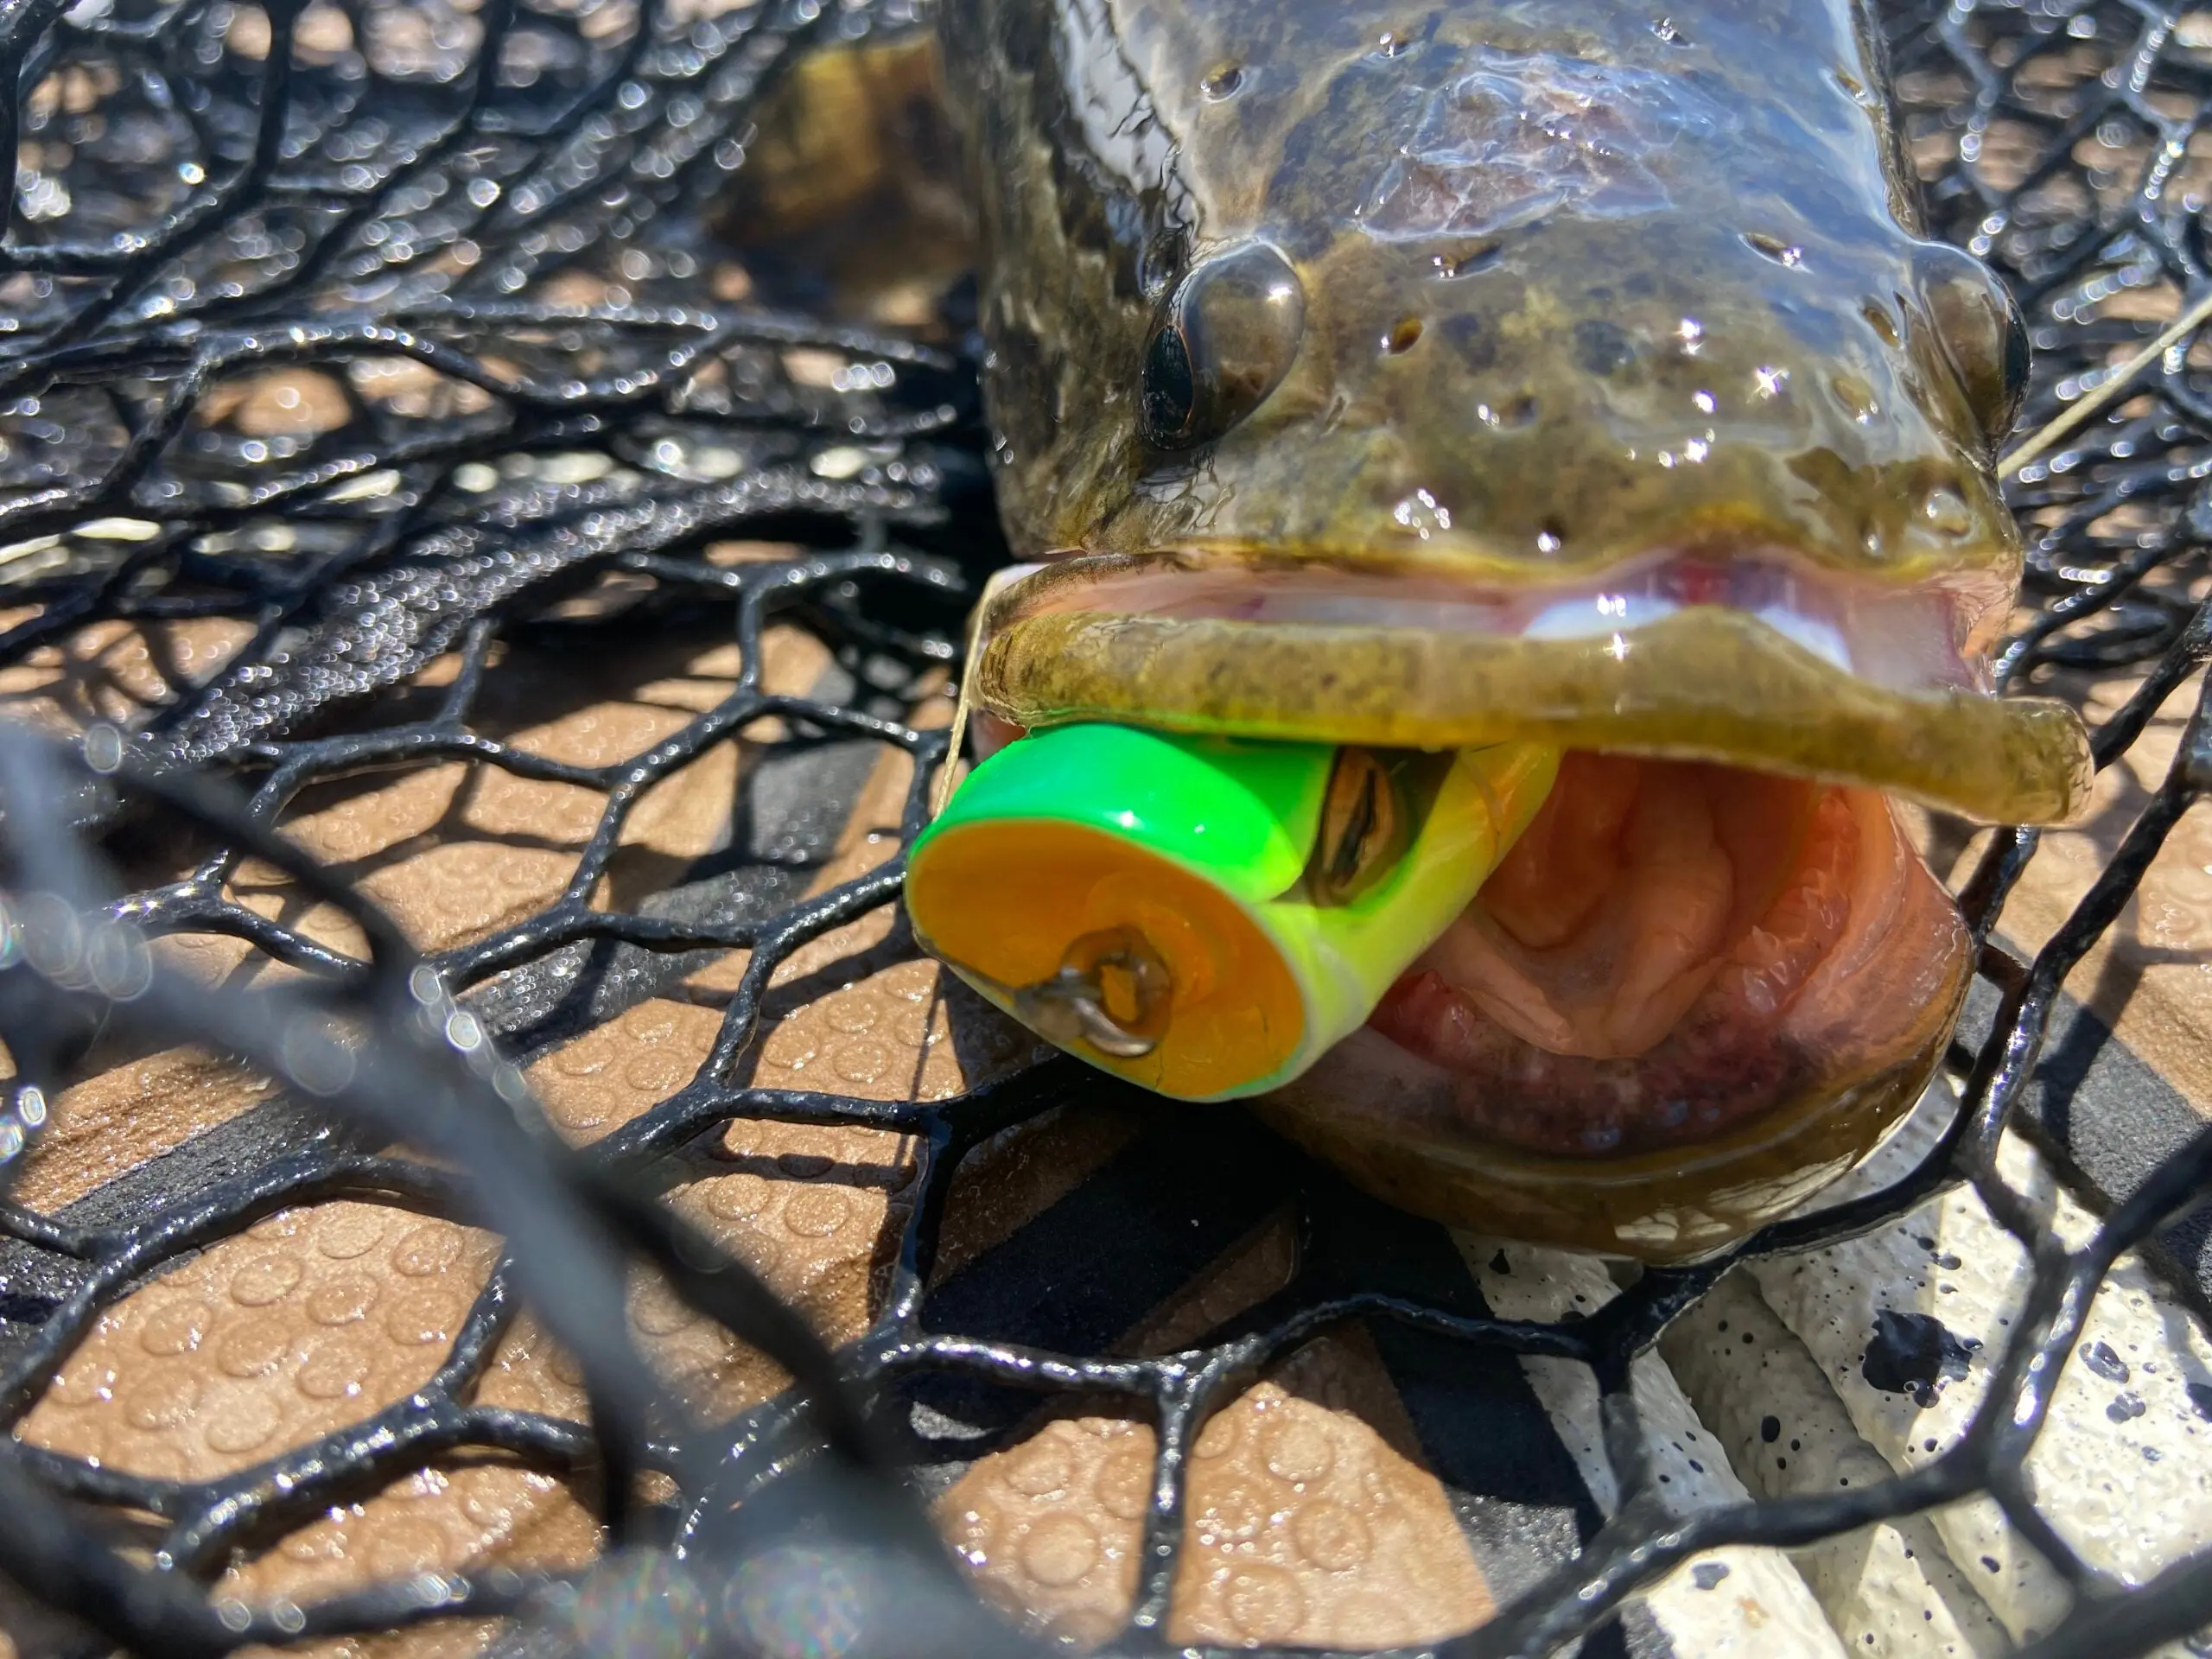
top-left (1391, 489), bottom-right (1451, 538)
top-left (1922, 486), bottom-right (1973, 536)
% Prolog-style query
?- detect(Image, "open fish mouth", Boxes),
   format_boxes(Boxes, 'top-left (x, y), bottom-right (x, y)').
top-left (961, 550), bottom-right (2091, 1258)
top-left (968, 550), bottom-right (2092, 828)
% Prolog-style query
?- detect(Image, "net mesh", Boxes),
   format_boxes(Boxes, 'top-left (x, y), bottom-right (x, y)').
top-left (0, 0), bottom-right (2204, 1653)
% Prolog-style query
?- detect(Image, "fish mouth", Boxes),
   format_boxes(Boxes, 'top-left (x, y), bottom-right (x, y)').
top-left (968, 550), bottom-right (2091, 827)
top-left (1254, 751), bottom-right (1972, 1261)
top-left (961, 550), bottom-right (2083, 1256)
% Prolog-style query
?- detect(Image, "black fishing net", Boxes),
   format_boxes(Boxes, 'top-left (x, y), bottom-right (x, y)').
top-left (0, 0), bottom-right (2203, 1653)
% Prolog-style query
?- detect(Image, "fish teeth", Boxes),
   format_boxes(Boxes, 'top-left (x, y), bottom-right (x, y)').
top-left (1521, 593), bottom-right (1679, 640)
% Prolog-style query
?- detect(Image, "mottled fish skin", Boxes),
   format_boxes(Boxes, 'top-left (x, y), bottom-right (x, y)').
top-left (938, 0), bottom-right (2012, 592)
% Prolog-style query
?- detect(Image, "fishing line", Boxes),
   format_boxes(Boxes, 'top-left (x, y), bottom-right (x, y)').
top-left (1999, 286), bottom-right (2212, 479)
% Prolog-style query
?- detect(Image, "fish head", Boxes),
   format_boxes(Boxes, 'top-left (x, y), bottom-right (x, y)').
top-left (973, 15), bottom-right (2083, 827)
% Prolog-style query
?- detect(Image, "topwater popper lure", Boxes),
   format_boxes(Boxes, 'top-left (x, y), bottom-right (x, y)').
top-left (906, 725), bottom-right (1558, 1101)
top-left (739, 0), bottom-right (2102, 1259)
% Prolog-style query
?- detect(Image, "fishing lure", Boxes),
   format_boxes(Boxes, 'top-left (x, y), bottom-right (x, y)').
top-left (766, 0), bottom-right (2101, 1258)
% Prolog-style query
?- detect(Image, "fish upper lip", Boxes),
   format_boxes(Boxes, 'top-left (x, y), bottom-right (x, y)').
top-left (988, 548), bottom-right (2006, 697)
top-left (967, 552), bottom-right (2093, 828)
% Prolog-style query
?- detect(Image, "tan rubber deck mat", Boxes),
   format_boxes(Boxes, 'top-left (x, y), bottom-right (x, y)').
top-left (3, 612), bottom-right (2209, 1657)
top-left (1910, 661), bottom-right (2212, 1296)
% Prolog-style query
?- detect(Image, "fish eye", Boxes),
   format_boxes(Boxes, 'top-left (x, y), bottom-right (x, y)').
top-left (1916, 245), bottom-right (2031, 444)
top-left (1139, 241), bottom-right (1306, 450)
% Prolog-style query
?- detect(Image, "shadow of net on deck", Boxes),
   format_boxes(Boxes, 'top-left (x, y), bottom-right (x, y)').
top-left (0, 0), bottom-right (2204, 1655)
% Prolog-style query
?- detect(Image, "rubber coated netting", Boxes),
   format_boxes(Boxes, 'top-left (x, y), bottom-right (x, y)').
top-left (0, 0), bottom-right (2202, 1655)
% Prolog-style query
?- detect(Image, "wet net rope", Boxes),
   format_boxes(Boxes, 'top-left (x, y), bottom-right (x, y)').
top-left (0, 0), bottom-right (2203, 1653)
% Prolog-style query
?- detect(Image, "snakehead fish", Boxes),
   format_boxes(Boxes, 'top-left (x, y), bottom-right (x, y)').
top-left (744, 0), bottom-right (2094, 1260)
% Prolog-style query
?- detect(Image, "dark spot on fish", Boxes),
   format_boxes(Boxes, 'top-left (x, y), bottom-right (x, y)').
top-left (1370, 23), bottom-right (1420, 60)
top-left (1862, 299), bottom-right (1902, 349)
top-left (1573, 317), bottom-right (1639, 376)
top-left (1490, 1249), bottom-right (1510, 1274)
top-left (2187, 1382), bottom-right (2212, 1421)
top-left (1430, 239), bottom-right (1502, 279)
top-left (1980, 1556), bottom-right (2000, 1574)
top-left (1744, 231), bottom-right (1804, 270)
top-left (1503, 395), bottom-right (1541, 428)
top-left (2107, 1390), bottom-right (2146, 1423)
top-left (2079, 1339), bottom-right (2129, 1383)
top-left (1861, 1309), bottom-right (1978, 1408)
top-left (1382, 315), bottom-right (1424, 354)
top-left (1690, 1563), bottom-right (1729, 1590)
top-left (1439, 312), bottom-right (1497, 371)
top-left (1759, 1414), bottom-right (1780, 1443)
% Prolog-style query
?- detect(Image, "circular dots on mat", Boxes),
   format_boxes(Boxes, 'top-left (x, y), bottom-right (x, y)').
top-left (390, 1224), bottom-right (463, 1278)
top-left (1006, 1443), bottom-right (1073, 1499)
top-left (830, 1042), bottom-right (891, 1087)
top-left (296, 1332), bottom-right (378, 1400)
top-left (1291, 1500), bottom-right (1373, 1572)
top-left (547, 1094), bottom-right (607, 1133)
top-left (632, 1283), bottom-right (698, 1338)
top-left (823, 993), bottom-right (878, 1035)
top-left (205, 1394), bottom-right (283, 1456)
top-left (229, 1249), bottom-right (306, 1307)
top-left (1193, 1413), bottom-right (1240, 1460)
top-left (1224, 1564), bottom-right (1306, 1643)
top-left (216, 1318), bottom-right (293, 1380)
top-left (623, 1050), bottom-right (690, 1095)
top-left (315, 1206), bottom-right (391, 1261)
top-left (550, 1041), bottom-right (606, 1078)
top-left (1018, 1513), bottom-right (1101, 1588)
top-left (1261, 1412), bottom-right (1336, 1485)
top-left (705, 1175), bottom-right (771, 1220)
top-left (779, 1186), bottom-right (852, 1239)
top-left (118, 1370), bottom-right (200, 1431)
top-left (384, 1289), bottom-right (464, 1347)
top-left (139, 1300), bottom-right (213, 1357)
top-left (46, 1360), bottom-right (117, 1408)
top-left (306, 1274), bottom-right (381, 1327)
top-left (1095, 1446), bottom-right (1153, 1522)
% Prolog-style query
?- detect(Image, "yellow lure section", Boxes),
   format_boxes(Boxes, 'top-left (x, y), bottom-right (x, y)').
top-left (904, 723), bottom-right (1558, 1101)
